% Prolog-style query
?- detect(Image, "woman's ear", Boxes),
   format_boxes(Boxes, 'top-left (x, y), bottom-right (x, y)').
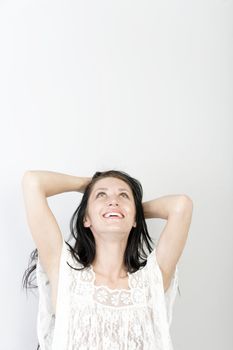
top-left (133, 214), bottom-right (137, 227)
top-left (83, 216), bottom-right (91, 228)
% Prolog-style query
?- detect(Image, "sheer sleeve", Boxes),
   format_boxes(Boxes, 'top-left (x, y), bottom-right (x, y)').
top-left (146, 247), bottom-right (179, 328)
top-left (36, 250), bottom-right (56, 349)
top-left (164, 264), bottom-right (179, 327)
top-left (36, 236), bottom-right (68, 350)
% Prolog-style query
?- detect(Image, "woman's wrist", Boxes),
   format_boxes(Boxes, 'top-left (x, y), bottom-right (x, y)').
top-left (77, 176), bottom-right (92, 193)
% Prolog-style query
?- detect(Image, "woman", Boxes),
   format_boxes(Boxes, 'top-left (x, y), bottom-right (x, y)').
top-left (21, 169), bottom-right (193, 349)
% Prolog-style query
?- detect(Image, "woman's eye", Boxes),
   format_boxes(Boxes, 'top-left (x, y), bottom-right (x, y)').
top-left (96, 192), bottom-right (129, 198)
top-left (121, 192), bottom-right (129, 198)
top-left (96, 192), bottom-right (106, 198)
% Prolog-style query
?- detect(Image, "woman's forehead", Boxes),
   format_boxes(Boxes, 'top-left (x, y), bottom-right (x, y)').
top-left (92, 177), bottom-right (132, 192)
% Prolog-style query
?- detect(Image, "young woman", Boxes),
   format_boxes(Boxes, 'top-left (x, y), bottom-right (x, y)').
top-left (21, 169), bottom-right (193, 350)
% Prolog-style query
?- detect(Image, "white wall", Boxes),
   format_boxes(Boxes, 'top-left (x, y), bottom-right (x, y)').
top-left (0, 0), bottom-right (232, 349)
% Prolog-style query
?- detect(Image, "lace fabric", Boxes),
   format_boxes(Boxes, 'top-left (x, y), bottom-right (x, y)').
top-left (36, 237), bottom-right (179, 349)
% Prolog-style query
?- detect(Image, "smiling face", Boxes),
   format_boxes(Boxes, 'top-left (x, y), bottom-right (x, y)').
top-left (83, 177), bottom-right (137, 237)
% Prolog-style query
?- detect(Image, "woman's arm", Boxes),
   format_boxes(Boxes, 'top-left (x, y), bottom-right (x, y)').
top-left (21, 170), bottom-right (92, 309)
top-left (142, 194), bottom-right (192, 219)
top-left (143, 194), bottom-right (193, 290)
top-left (22, 170), bottom-right (92, 197)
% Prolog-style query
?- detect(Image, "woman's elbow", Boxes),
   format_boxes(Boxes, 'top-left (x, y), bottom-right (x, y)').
top-left (175, 195), bottom-right (193, 214)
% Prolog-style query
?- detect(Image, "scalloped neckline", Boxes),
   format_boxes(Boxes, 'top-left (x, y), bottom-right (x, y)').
top-left (89, 264), bottom-right (132, 292)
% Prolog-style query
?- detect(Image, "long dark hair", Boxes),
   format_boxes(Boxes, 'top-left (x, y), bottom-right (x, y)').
top-left (65, 169), bottom-right (155, 273)
top-left (21, 169), bottom-right (179, 349)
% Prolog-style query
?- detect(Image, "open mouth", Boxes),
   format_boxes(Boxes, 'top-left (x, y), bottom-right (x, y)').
top-left (102, 212), bottom-right (124, 219)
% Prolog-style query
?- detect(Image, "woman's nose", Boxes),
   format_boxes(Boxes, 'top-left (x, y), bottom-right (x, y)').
top-left (109, 202), bottom-right (119, 206)
top-left (108, 197), bottom-right (119, 206)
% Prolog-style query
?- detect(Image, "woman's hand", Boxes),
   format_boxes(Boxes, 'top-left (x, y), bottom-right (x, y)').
top-left (78, 177), bottom-right (92, 193)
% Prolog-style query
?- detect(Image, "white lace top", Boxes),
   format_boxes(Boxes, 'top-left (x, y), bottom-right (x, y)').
top-left (36, 237), bottom-right (179, 350)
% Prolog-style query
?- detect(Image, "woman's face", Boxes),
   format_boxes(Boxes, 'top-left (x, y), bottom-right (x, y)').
top-left (83, 177), bottom-right (137, 236)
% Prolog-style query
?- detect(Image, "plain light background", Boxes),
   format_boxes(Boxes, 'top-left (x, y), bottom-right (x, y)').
top-left (0, 0), bottom-right (232, 349)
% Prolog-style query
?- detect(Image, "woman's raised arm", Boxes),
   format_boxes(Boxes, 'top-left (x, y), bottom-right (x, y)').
top-left (22, 170), bottom-right (92, 197)
top-left (142, 194), bottom-right (192, 219)
top-left (21, 170), bottom-right (91, 310)
top-left (142, 194), bottom-right (193, 292)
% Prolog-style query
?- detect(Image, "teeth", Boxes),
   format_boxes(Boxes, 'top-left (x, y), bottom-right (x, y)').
top-left (103, 212), bottom-right (123, 218)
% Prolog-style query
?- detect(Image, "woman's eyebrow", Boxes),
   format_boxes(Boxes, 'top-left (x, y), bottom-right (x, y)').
top-left (94, 187), bottom-right (130, 193)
